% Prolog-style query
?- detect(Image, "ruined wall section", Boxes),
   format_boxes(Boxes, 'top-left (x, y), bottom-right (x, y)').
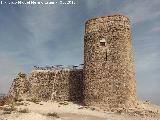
top-left (8, 73), bottom-right (30, 100)
top-left (29, 69), bottom-right (83, 102)
top-left (29, 71), bottom-right (55, 101)
top-left (84, 15), bottom-right (137, 109)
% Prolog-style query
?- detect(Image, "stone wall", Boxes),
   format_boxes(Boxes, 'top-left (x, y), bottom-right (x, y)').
top-left (84, 15), bottom-right (137, 110)
top-left (8, 73), bottom-right (30, 100)
top-left (29, 69), bottom-right (84, 102)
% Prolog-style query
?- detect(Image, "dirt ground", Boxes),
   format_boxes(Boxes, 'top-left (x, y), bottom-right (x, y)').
top-left (0, 101), bottom-right (160, 120)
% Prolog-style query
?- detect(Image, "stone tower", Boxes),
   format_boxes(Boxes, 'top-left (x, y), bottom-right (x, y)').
top-left (84, 15), bottom-right (137, 109)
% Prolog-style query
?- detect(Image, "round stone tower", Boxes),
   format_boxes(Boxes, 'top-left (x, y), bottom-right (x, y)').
top-left (84, 15), bottom-right (137, 110)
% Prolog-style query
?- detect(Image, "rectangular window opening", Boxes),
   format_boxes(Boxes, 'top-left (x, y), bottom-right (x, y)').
top-left (100, 42), bottom-right (106, 46)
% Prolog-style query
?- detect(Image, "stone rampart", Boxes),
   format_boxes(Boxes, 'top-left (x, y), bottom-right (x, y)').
top-left (29, 69), bottom-right (83, 102)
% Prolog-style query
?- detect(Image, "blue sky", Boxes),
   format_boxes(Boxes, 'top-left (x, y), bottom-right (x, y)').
top-left (0, 0), bottom-right (160, 105)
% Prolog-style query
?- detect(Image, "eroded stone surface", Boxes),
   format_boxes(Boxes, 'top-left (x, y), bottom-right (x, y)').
top-left (8, 72), bottom-right (30, 100)
top-left (84, 15), bottom-right (137, 109)
top-left (29, 69), bottom-right (83, 102)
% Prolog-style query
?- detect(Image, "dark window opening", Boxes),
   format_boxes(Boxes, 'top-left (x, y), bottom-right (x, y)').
top-left (100, 42), bottom-right (105, 46)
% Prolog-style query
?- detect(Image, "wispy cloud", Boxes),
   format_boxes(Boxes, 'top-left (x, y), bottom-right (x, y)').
top-left (120, 0), bottom-right (160, 24)
top-left (20, 1), bottom-right (76, 65)
top-left (150, 26), bottom-right (160, 33)
top-left (85, 0), bottom-right (111, 10)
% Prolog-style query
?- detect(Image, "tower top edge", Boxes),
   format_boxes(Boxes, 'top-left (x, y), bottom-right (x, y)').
top-left (85, 14), bottom-right (130, 25)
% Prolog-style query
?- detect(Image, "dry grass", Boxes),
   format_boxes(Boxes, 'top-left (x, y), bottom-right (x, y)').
top-left (15, 102), bottom-right (24, 106)
top-left (59, 101), bottom-right (69, 106)
top-left (28, 97), bottom-right (41, 104)
top-left (46, 112), bottom-right (60, 118)
top-left (3, 104), bottom-right (16, 112)
top-left (0, 106), bottom-right (3, 110)
top-left (2, 104), bottom-right (16, 114)
top-left (18, 108), bottom-right (29, 113)
top-left (15, 98), bottom-right (24, 102)
top-left (3, 111), bottom-right (12, 114)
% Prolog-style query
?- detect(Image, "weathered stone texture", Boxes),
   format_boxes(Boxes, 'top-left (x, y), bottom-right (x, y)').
top-left (29, 69), bottom-right (83, 102)
top-left (6, 15), bottom-right (138, 111)
top-left (8, 72), bottom-right (30, 100)
top-left (84, 15), bottom-right (137, 109)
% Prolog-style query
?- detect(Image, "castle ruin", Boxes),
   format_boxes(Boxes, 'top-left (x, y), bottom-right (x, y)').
top-left (8, 15), bottom-right (138, 110)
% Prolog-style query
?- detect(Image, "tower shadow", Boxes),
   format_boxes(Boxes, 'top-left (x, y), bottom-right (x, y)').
top-left (68, 69), bottom-right (84, 105)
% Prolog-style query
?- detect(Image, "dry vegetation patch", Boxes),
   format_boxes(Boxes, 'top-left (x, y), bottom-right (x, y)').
top-left (46, 112), bottom-right (60, 118)
top-left (59, 101), bottom-right (69, 106)
top-left (18, 108), bottom-right (29, 113)
top-left (2, 104), bottom-right (17, 114)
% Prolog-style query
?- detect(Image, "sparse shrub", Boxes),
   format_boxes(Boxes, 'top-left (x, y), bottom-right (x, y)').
top-left (84, 106), bottom-right (89, 109)
top-left (15, 98), bottom-right (24, 102)
top-left (26, 98), bottom-right (31, 101)
top-left (3, 107), bottom-right (11, 111)
top-left (111, 109), bottom-right (115, 112)
top-left (47, 112), bottom-right (60, 118)
top-left (10, 103), bottom-right (17, 111)
top-left (0, 106), bottom-right (3, 110)
top-left (78, 107), bottom-right (84, 109)
top-left (116, 109), bottom-right (123, 114)
top-left (2, 104), bottom-right (16, 115)
top-left (29, 97), bottom-right (40, 103)
top-left (15, 102), bottom-right (24, 106)
top-left (59, 101), bottom-right (68, 105)
top-left (3, 104), bottom-right (16, 112)
top-left (90, 107), bottom-right (95, 111)
top-left (3, 111), bottom-right (12, 114)
top-left (18, 108), bottom-right (29, 113)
